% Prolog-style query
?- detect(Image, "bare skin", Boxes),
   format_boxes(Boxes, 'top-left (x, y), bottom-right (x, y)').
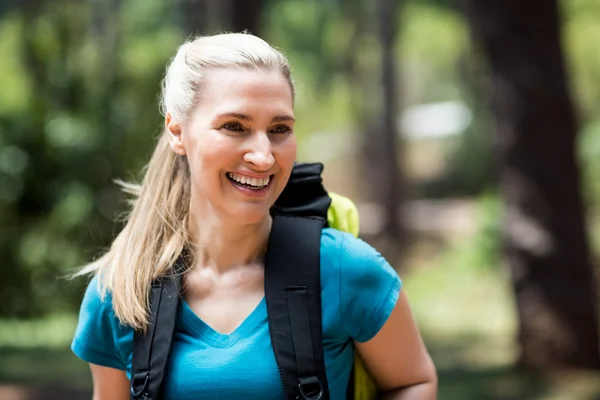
top-left (182, 260), bottom-right (265, 335)
top-left (356, 291), bottom-right (437, 399)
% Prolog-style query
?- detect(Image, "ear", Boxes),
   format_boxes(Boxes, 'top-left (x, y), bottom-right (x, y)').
top-left (166, 113), bottom-right (186, 155)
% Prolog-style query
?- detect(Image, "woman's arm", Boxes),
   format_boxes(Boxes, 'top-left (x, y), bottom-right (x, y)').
top-left (89, 363), bottom-right (130, 400)
top-left (355, 290), bottom-right (437, 400)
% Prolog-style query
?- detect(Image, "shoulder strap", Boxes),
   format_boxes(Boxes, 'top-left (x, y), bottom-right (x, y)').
top-left (266, 171), bottom-right (331, 400)
top-left (265, 215), bottom-right (330, 400)
top-left (130, 258), bottom-right (185, 400)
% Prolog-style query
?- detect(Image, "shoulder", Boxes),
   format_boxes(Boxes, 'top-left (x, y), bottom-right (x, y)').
top-left (320, 227), bottom-right (396, 275)
top-left (81, 275), bottom-right (111, 309)
top-left (79, 275), bottom-right (128, 325)
top-left (71, 275), bottom-right (133, 371)
top-left (320, 228), bottom-right (402, 342)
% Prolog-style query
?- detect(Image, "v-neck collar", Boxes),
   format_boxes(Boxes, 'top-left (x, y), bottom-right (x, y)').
top-left (179, 297), bottom-right (267, 348)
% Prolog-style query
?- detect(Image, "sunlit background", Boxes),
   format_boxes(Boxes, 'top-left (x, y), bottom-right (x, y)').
top-left (2, 0), bottom-right (600, 399)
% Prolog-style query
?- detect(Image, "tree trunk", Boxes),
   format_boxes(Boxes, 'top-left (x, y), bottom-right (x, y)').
top-left (180, 0), bottom-right (225, 35)
top-left (179, 0), bottom-right (262, 37)
top-left (230, 0), bottom-right (262, 35)
top-left (463, 0), bottom-right (600, 369)
top-left (369, 0), bottom-right (404, 242)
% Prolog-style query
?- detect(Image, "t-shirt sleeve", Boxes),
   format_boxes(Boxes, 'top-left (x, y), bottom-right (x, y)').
top-left (339, 234), bottom-right (402, 343)
top-left (71, 276), bottom-right (130, 370)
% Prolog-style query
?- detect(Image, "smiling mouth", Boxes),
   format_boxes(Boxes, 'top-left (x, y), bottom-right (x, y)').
top-left (226, 172), bottom-right (274, 191)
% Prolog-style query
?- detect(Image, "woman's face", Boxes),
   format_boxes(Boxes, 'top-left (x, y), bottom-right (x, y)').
top-left (167, 67), bottom-right (296, 225)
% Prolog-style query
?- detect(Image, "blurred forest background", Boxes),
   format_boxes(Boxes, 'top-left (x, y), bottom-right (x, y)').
top-left (2, 0), bottom-right (600, 399)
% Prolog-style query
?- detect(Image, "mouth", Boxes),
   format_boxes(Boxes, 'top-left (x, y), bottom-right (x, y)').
top-left (226, 172), bottom-right (274, 192)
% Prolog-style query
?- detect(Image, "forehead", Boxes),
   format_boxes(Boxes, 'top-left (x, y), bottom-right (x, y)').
top-left (197, 67), bottom-right (294, 114)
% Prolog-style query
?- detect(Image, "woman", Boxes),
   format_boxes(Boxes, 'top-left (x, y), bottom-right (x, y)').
top-left (71, 32), bottom-right (437, 400)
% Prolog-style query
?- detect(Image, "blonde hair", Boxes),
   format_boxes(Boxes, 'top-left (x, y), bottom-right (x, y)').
top-left (76, 33), bottom-right (295, 331)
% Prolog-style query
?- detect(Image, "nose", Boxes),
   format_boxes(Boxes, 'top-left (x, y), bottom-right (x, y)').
top-left (243, 132), bottom-right (275, 171)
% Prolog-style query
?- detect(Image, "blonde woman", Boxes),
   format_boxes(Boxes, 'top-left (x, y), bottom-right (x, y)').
top-left (71, 33), bottom-right (437, 400)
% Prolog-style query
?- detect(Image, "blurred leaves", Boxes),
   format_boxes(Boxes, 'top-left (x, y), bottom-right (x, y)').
top-left (0, 0), bottom-right (175, 317)
top-left (1, 0), bottom-right (600, 320)
top-left (1, 0), bottom-right (600, 396)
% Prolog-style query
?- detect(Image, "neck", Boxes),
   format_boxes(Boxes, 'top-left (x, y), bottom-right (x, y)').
top-left (188, 202), bottom-right (271, 274)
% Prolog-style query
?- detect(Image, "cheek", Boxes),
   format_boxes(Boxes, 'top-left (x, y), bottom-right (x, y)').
top-left (277, 136), bottom-right (297, 167)
top-left (185, 142), bottom-right (219, 190)
top-left (185, 132), bottom-right (226, 170)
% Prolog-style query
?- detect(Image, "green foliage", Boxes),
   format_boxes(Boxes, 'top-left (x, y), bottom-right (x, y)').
top-left (1, 0), bottom-right (600, 322)
top-left (578, 118), bottom-right (600, 255)
top-left (262, 0), bottom-right (357, 141)
top-left (399, 2), bottom-right (469, 103)
top-left (415, 111), bottom-right (496, 198)
top-left (448, 193), bottom-right (503, 271)
top-left (579, 119), bottom-right (600, 202)
top-left (563, 0), bottom-right (600, 120)
top-left (0, 314), bottom-right (77, 349)
top-left (399, 2), bottom-right (497, 197)
top-left (0, 0), bottom-right (182, 317)
top-left (2, 1), bottom-right (600, 396)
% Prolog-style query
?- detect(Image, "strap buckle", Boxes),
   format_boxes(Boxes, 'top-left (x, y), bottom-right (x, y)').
top-left (297, 376), bottom-right (324, 400)
top-left (130, 371), bottom-right (150, 399)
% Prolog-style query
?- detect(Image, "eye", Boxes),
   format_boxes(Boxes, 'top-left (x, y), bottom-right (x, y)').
top-left (270, 125), bottom-right (292, 134)
top-left (221, 122), bottom-right (246, 132)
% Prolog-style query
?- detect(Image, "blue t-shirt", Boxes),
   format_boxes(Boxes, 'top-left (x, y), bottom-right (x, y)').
top-left (71, 228), bottom-right (402, 400)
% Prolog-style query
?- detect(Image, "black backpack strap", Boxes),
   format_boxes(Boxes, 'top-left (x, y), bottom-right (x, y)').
top-left (266, 162), bottom-right (332, 400)
top-left (265, 214), bottom-right (331, 400)
top-left (130, 258), bottom-right (185, 400)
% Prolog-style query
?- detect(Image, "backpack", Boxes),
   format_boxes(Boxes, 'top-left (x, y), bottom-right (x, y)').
top-left (129, 162), bottom-right (378, 400)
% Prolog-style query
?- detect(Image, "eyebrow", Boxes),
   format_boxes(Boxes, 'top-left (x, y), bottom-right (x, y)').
top-left (216, 112), bottom-right (295, 123)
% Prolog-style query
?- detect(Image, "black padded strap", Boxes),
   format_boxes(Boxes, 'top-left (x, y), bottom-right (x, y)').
top-left (287, 288), bottom-right (318, 378)
top-left (265, 215), bottom-right (330, 400)
top-left (130, 259), bottom-right (185, 400)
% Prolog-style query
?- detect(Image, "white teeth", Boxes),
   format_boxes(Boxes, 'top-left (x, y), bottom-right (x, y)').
top-left (227, 173), bottom-right (270, 188)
